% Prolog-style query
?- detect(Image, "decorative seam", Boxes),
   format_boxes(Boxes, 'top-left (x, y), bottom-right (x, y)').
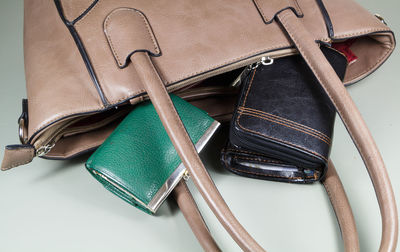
top-left (239, 106), bottom-right (331, 141)
top-left (236, 115), bottom-right (328, 162)
top-left (73, 0), bottom-right (392, 86)
top-left (104, 8), bottom-right (160, 67)
top-left (4, 149), bottom-right (34, 169)
top-left (239, 111), bottom-right (330, 145)
top-left (277, 11), bottom-right (362, 157)
top-left (74, 0), bottom-right (102, 26)
top-left (253, 0), bottom-right (303, 23)
top-left (238, 60), bottom-right (327, 162)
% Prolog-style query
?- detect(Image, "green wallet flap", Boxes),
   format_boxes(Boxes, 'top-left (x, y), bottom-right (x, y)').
top-left (86, 95), bottom-right (219, 214)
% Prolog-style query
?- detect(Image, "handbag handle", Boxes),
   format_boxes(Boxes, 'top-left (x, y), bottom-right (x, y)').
top-left (173, 181), bottom-right (221, 252)
top-left (323, 160), bottom-right (359, 252)
top-left (131, 52), bottom-right (362, 251)
top-left (105, 8), bottom-right (395, 250)
top-left (131, 52), bottom-right (265, 252)
top-left (104, 9), bottom-right (264, 251)
top-left (276, 10), bottom-right (398, 251)
top-left (176, 158), bottom-right (360, 251)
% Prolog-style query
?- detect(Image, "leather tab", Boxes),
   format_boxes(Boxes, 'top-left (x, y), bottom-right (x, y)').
top-left (1, 145), bottom-right (35, 171)
top-left (253, 0), bottom-right (303, 24)
top-left (104, 8), bottom-right (161, 68)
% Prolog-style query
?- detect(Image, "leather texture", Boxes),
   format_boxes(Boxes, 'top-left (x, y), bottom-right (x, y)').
top-left (322, 160), bottom-right (360, 252)
top-left (227, 46), bottom-right (347, 181)
top-left (86, 95), bottom-right (216, 214)
top-left (1, 145), bottom-right (35, 171)
top-left (277, 10), bottom-right (398, 251)
top-left (173, 181), bottom-right (221, 252)
top-left (14, 0), bottom-right (394, 162)
top-left (131, 51), bottom-right (265, 251)
top-left (2, 0), bottom-right (397, 251)
top-left (103, 8), bottom-right (161, 68)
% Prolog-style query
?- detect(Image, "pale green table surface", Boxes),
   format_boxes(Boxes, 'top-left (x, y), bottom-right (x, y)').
top-left (0, 1), bottom-right (399, 251)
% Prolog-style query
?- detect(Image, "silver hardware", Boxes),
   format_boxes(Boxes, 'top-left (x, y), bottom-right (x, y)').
top-left (250, 62), bottom-right (260, 70)
top-left (261, 56), bottom-right (274, 65)
top-left (183, 170), bottom-right (190, 181)
top-left (36, 142), bottom-right (55, 157)
top-left (91, 169), bottom-right (154, 213)
top-left (19, 118), bottom-right (28, 144)
top-left (231, 67), bottom-right (252, 87)
top-left (249, 56), bottom-right (274, 70)
top-left (375, 14), bottom-right (387, 25)
top-left (148, 121), bottom-right (220, 212)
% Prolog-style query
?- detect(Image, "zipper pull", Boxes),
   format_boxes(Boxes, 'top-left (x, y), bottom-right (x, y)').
top-left (261, 56), bottom-right (274, 66)
top-left (36, 142), bottom-right (56, 157)
top-left (249, 56), bottom-right (274, 70)
top-left (231, 56), bottom-right (274, 88)
top-left (231, 67), bottom-right (252, 87)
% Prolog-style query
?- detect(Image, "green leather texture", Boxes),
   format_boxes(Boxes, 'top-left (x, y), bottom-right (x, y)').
top-left (86, 95), bottom-right (215, 214)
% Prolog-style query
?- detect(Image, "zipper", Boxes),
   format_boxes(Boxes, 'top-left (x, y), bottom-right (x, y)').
top-left (33, 108), bottom-right (130, 157)
top-left (31, 49), bottom-right (291, 158)
top-left (166, 48), bottom-right (296, 93)
top-left (231, 56), bottom-right (275, 88)
top-left (34, 117), bottom-right (84, 157)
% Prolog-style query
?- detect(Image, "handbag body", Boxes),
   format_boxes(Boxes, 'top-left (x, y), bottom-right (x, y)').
top-left (2, 0), bottom-right (398, 251)
top-left (11, 0), bottom-right (393, 161)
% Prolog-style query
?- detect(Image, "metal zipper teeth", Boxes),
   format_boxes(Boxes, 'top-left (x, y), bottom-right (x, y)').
top-left (165, 48), bottom-right (298, 94)
top-left (34, 109), bottom-right (128, 156)
top-left (34, 117), bottom-right (84, 156)
top-left (31, 48), bottom-right (298, 155)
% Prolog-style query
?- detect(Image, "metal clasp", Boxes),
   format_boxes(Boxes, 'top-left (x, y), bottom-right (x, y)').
top-left (19, 118), bottom-right (28, 144)
top-left (375, 14), bottom-right (387, 25)
top-left (183, 170), bottom-right (190, 181)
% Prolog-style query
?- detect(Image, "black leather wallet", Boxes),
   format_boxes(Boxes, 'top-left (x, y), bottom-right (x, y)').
top-left (222, 46), bottom-right (347, 183)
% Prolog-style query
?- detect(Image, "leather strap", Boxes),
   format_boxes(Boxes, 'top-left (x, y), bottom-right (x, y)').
top-left (173, 181), bottom-right (221, 252)
top-left (323, 160), bottom-right (359, 252)
top-left (277, 10), bottom-right (398, 252)
top-left (130, 52), bottom-right (265, 252)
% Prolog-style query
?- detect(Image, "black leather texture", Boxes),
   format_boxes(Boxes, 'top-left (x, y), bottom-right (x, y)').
top-left (221, 142), bottom-right (320, 183)
top-left (224, 46), bottom-right (347, 183)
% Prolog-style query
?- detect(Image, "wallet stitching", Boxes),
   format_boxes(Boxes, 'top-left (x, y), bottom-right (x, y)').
top-left (239, 106), bottom-right (331, 141)
top-left (239, 111), bottom-right (330, 145)
top-left (240, 109), bottom-right (331, 144)
top-left (238, 66), bottom-right (328, 162)
top-left (277, 12), bottom-right (363, 157)
top-left (237, 107), bottom-right (328, 162)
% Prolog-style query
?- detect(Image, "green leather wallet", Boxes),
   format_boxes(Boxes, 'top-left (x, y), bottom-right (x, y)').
top-left (86, 95), bottom-right (220, 214)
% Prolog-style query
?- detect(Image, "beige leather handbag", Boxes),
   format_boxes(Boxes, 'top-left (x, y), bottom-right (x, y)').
top-left (1, 0), bottom-right (398, 251)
